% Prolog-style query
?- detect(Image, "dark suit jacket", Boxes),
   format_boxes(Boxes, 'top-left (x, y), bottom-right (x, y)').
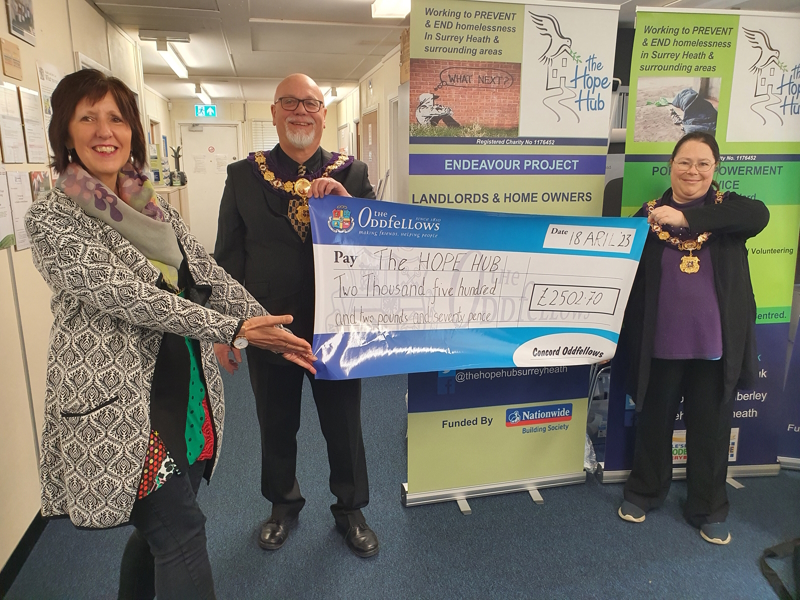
top-left (214, 147), bottom-right (375, 361)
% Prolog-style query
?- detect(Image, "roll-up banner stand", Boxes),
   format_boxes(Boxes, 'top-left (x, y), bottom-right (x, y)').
top-left (601, 8), bottom-right (800, 483)
top-left (405, 0), bottom-right (621, 508)
top-left (778, 284), bottom-right (800, 470)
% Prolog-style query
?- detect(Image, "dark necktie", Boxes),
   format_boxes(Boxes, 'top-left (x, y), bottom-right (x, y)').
top-left (288, 163), bottom-right (311, 241)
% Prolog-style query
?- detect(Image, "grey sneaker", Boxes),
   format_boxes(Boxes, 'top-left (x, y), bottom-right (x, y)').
top-left (617, 500), bottom-right (645, 523)
top-left (700, 522), bottom-right (731, 545)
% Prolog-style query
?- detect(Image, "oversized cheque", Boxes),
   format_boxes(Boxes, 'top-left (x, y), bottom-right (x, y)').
top-left (309, 196), bottom-right (649, 379)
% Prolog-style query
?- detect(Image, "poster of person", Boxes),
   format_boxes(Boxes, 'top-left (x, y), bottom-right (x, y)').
top-left (633, 76), bottom-right (720, 142)
top-left (6, 0), bottom-right (35, 46)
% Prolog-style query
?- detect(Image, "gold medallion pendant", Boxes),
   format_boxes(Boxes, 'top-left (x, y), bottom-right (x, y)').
top-left (293, 201), bottom-right (310, 224)
top-left (294, 178), bottom-right (311, 198)
top-left (680, 253), bottom-right (700, 274)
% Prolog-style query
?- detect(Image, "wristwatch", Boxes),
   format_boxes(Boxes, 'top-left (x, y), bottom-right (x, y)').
top-left (233, 320), bottom-right (249, 349)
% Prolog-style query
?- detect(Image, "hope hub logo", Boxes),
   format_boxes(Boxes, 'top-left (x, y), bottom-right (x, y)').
top-left (328, 205), bottom-right (354, 233)
top-left (506, 403), bottom-right (572, 427)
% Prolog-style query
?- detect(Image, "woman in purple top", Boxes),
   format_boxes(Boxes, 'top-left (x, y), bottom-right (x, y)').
top-left (616, 132), bottom-right (769, 545)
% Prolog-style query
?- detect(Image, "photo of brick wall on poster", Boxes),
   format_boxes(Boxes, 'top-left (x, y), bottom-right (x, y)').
top-left (410, 60), bottom-right (521, 138)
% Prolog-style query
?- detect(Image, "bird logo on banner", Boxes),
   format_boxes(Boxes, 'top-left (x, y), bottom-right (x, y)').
top-left (742, 28), bottom-right (781, 73)
top-left (529, 13), bottom-right (572, 66)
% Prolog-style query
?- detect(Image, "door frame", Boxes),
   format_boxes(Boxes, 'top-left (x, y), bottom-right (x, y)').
top-left (389, 96), bottom-right (398, 202)
top-left (361, 106), bottom-right (379, 188)
top-left (174, 120), bottom-right (245, 165)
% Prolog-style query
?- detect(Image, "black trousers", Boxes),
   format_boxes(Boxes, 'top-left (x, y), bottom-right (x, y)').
top-left (118, 460), bottom-right (215, 600)
top-left (247, 347), bottom-right (369, 528)
top-left (624, 358), bottom-right (733, 527)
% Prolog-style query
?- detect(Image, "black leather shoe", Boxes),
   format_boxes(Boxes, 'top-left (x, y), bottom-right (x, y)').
top-left (258, 517), bottom-right (297, 551)
top-left (337, 522), bottom-right (379, 558)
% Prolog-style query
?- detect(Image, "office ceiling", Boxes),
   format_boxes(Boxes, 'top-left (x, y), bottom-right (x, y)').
top-left (94, 0), bottom-right (800, 103)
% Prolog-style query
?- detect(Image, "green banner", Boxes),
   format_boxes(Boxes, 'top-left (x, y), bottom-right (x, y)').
top-left (622, 9), bottom-right (800, 321)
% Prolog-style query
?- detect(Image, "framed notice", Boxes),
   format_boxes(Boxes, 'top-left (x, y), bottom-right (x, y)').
top-left (6, 0), bottom-right (35, 46)
top-left (19, 86), bottom-right (48, 163)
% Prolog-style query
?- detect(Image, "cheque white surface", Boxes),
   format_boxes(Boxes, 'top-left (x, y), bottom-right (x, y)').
top-left (309, 197), bottom-right (649, 379)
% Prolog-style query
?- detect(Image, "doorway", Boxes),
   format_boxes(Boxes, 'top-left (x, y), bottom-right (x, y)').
top-left (177, 122), bottom-right (242, 252)
top-left (361, 108), bottom-right (379, 188)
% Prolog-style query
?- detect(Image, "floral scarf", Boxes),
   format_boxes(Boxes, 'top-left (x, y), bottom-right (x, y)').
top-left (56, 162), bottom-right (183, 288)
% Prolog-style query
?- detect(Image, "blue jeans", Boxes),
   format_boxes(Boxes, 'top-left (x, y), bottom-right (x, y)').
top-left (118, 460), bottom-right (216, 600)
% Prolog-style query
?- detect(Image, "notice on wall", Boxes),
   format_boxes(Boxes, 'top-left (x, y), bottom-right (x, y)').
top-left (408, 0), bottom-right (619, 214)
top-left (36, 62), bottom-right (61, 154)
top-left (19, 87), bottom-right (48, 164)
top-left (215, 154), bottom-right (228, 173)
top-left (7, 171), bottom-right (34, 250)
top-left (1, 38), bottom-right (22, 80)
top-left (0, 168), bottom-right (14, 249)
top-left (193, 155), bottom-right (206, 174)
top-left (0, 82), bottom-right (25, 163)
top-left (309, 196), bottom-right (648, 379)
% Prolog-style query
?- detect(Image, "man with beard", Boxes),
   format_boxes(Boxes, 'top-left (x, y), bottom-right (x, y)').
top-left (213, 73), bottom-right (378, 558)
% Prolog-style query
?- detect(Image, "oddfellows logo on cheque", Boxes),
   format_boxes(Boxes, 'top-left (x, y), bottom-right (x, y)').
top-left (328, 205), bottom-right (354, 233)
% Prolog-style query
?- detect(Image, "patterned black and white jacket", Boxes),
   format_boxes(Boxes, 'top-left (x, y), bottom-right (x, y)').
top-left (25, 189), bottom-right (266, 528)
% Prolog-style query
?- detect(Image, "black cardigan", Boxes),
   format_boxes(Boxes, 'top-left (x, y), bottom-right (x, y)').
top-left (621, 190), bottom-right (770, 410)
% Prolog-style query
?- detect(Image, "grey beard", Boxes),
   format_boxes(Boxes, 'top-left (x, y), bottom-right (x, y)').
top-left (285, 127), bottom-right (316, 149)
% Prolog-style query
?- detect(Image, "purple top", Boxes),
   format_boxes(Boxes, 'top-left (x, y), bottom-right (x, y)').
top-left (651, 193), bottom-right (723, 360)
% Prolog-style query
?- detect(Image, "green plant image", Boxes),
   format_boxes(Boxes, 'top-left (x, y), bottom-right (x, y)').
top-left (410, 123), bottom-right (519, 138)
top-left (0, 233), bottom-right (16, 250)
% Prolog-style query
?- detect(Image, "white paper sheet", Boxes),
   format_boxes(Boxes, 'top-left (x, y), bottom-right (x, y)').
top-left (19, 87), bottom-right (48, 164)
top-left (0, 168), bottom-right (14, 250)
top-left (0, 82), bottom-right (25, 163)
top-left (7, 170), bottom-right (34, 250)
top-left (193, 155), bottom-right (207, 174)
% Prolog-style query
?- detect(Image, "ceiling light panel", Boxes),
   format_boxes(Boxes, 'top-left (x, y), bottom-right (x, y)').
top-left (157, 43), bottom-right (189, 78)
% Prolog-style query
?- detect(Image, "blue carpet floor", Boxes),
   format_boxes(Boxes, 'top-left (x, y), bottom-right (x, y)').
top-left (7, 360), bottom-right (800, 599)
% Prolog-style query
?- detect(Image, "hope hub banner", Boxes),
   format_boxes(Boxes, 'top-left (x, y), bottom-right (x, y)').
top-left (408, 0), bottom-right (618, 215)
top-left (308, 196), bottom-right (648, 380)
top-left (604, 8), bottom-right (800, 475)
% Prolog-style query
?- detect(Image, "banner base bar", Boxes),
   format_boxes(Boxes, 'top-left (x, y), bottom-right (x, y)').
top-left (401, 472), bottom-right (586, 508)
top-left (778, 456), bottom-right (800, 471)
top-left (597, 463), bottom-right (781, 484)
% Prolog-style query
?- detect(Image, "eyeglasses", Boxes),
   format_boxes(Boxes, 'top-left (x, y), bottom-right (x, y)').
top-left (275, 97), bottom-right (324, 113)
top-left (671, 159), bottom-right (716, 172)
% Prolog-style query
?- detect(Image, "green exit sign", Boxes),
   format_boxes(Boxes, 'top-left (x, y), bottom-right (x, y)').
top-left (195, 105), bottom-right (217, 117)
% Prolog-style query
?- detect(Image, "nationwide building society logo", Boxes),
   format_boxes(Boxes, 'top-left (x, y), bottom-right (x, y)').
top-left (506, 403), bottom-right (573, 428)
top-left (328, 205), bottom-right (354, 233)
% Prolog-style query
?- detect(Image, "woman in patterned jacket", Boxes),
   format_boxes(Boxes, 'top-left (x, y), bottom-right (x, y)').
top-left (25, 69), bottom-right (316, 599)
